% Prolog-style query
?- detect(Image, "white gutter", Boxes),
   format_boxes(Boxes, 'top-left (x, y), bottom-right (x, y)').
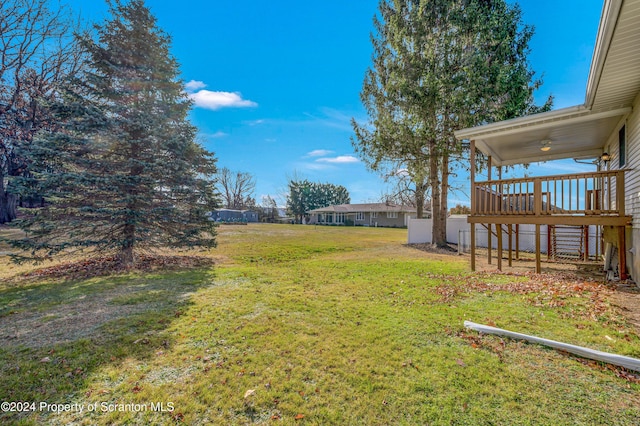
top-left (454, 106), bottom-right (629, 150)
top-left (465, 321), bottom-right (640, 372)
top-left (454, 105), bottom-right (587, 140)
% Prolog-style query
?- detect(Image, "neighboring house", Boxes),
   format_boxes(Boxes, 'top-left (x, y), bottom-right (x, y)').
top-left (307, 203), bottom-right (426, 228)
top-left (210, 208), bottom-right (258, 223)
top-left (454, 0), bottom-right (640, 280)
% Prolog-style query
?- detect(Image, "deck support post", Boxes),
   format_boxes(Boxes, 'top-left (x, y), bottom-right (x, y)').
top-left (508, 224), bottom-right (513, 267)
top-left (487, 224), bottom-right (492, 265)
top-left (618, 226), bottom-right (627, 280)
top-left (547, 225), bottom-right (552, 261)
top-left (497, 224), bottom-right (503, 271)
top-left (535, 224), bottom-right (541, 274)
top-left (584, 225), bottom-right (589, 262)
top-left (469, 140), bottom-right (476, 272)
top-left (515, 224), bottom-right (520, 260)
top-left (487, 156), bottom-right (492, 265)
top-left (470, 224), bottom-right (476, 271)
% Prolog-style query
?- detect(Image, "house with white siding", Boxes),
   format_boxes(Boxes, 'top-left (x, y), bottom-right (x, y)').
top-left (307, 203), bottom-right (424, 227)
top-left (209, 208), bottom-right (258, 223)
top-left (454, 0), bottom-right (640, 280)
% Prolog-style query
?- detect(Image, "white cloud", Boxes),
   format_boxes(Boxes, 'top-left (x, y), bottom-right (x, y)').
top-left (185, 80), bottom-right (207, 92)
top-left (316, 155), bottom-right (359, 164)
top-left (189, 90), bottom-right (258, 110)
top-left (208, 131), bottom-right (228, 138)
top-left (302, 162), bottom-right (334, 171)
top-left (307, 149), bottom-right (334, 157)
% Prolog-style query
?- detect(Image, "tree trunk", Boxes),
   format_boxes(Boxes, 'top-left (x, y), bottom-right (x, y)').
top-left (120, 223), bottom-right (136, 268)
top-left (119, 246), bottom-right (135, 269)
top-left (415, 185), bottom-right (424, 219)
top-left (7, 193), bottom-right (17, 221)
top-left (0, 193), bottom-right (10, 224)
top-left (433, 150), bottom-right (449, 247)
top-left (429, 139), bottom-right (445, 247)
top-left (0, 172), bottom-right (18, 224)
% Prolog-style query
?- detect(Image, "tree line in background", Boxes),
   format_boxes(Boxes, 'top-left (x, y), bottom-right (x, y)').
top-left (286, 179), bottom-right (350, 223)
top-left (210, 167), bottom-right (354, 224)
top-left (352, 0), bottom-right (552, 247)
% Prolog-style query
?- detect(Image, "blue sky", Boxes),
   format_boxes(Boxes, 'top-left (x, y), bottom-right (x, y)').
top-left (67, 0), bottom-right (605, 206)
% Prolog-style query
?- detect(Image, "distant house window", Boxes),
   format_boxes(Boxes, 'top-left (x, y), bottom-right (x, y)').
top-left (355, 212), bottom-right (364, 221)
top-left (335, 212), bottom-right (345, 223)
top-left (619, 125), bottom-right (626, 168)
top-left (387, 211), bottom-right (398, 219)
top-left (371, 212), bottom-right (378, 218)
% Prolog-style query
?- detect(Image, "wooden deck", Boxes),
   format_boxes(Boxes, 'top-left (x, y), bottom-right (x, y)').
top-left (469, 170), bottom-right (630, 225)
top-left (468, 167), bottom-right (631, 277)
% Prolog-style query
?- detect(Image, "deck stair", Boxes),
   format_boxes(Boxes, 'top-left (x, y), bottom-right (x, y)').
top-left (549, 225), bottom-right (589, 261)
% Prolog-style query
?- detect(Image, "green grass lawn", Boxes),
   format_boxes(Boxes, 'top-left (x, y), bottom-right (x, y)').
top-left (1, 224), bottom-right (639, 425)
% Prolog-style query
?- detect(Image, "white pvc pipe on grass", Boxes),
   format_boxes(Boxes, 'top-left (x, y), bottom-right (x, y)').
top-left (464, 321), bottom-right (640, 372)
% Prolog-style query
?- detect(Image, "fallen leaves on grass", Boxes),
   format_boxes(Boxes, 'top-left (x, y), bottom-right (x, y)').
top-left (401, 359), bottom-right (420, 371)
top-left (15, 254), bottom-right (214, 282)
top-left (457, 329), bottom-right (640, 382)
top-left (435, 271), bottom-right (613, 321)
top-left (563, 352), bottom-right (640, 383)
top-left (455, 331), bottom-right (506, 362)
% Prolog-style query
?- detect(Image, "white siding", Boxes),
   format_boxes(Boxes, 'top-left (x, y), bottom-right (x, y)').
top-left (626, 92), bottom-right (640, 224)
top-left (622, 92), bottom-right (640, 280)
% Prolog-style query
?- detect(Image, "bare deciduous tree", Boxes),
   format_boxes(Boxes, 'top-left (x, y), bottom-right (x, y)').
top-left (379, 169), bottom-right (430, 214)
top-left (0, 0), bottom-right (82, 223)
top-left (215, 167), bottom-right (256, 210)
top-left (260, 194), bottom-right (279, 222)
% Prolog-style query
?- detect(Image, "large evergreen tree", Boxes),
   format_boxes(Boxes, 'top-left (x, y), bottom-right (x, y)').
top-left (352, 0), bottom-right (551, 246)
top-left (10, 0), bottom-right (218, 267)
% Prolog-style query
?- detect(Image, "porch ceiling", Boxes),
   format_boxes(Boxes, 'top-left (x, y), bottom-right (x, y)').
top-left (455, 105), bottom-right (630, 167)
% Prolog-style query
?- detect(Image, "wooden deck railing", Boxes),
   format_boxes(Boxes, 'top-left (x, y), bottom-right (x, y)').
top-left (472, 170), bottom-right (626, 217)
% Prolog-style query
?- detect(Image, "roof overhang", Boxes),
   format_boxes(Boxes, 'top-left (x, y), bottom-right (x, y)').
top-left (455, 105), bottom-right (630, 166)
top-left (585, 0), bottom-right (624, 108)
top-left (585, 0), bottom-right (640, 109)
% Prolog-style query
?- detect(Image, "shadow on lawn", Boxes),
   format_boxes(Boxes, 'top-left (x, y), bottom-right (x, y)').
top-left (0, 266), bottom-right (214, 424)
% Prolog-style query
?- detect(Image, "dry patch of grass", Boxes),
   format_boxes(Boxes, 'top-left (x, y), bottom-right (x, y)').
top-left (14, 254), bottom-right (214, 283)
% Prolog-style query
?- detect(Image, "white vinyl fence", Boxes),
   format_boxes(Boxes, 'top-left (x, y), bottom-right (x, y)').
top-left (407, 216), bottom-right (469, 245)
top-left (408, 217), bottom-right (602, 260)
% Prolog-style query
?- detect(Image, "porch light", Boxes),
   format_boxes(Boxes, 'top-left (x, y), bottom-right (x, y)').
top-left (600, 152), bottom-right (611, 163)
top-left (540, 139), bottom-right (551, 152)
